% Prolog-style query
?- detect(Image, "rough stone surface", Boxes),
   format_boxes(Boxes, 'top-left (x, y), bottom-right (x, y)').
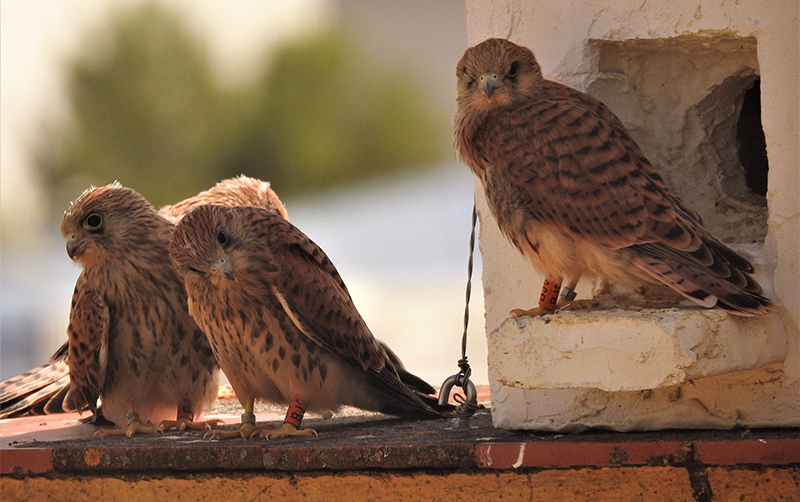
top-left (706, 467), bottom-right (800, 502)
top-left (5, 467), bottom-right (799, 501)
top-left (490, 361), bottom-right (798, 432)
top-left (0, 468), bottom-right (697, 502)
top-left (489, 308), bottom-right (789, 392)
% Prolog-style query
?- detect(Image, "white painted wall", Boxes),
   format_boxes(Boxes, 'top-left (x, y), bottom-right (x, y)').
top-left (464, 0), bottom-right (799, 430)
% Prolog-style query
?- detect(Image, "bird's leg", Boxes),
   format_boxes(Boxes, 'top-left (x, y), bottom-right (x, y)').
top-left (258, 394), bottom-right (317, 439)
top-left (511, 276), bottom-right (562, 318)
top-left (204, 397), bottom-right (274, 440)
top-left (555, 274), bottom-right (602, 311)
top-left (157, 401), bottom-right (224, 432)
top-left (93, 411), bottom-right (159, 437)
top-left (554, 275), bottom-right (582, 309)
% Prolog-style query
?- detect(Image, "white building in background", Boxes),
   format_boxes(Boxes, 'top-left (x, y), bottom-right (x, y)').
top-left (467, 0), bottom-right (799, 431)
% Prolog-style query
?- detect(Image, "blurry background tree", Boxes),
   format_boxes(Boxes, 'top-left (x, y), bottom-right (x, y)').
top-left (226, 34), bottom-right (447, 194)
top-left (35, 2), bottom-right (450, 217)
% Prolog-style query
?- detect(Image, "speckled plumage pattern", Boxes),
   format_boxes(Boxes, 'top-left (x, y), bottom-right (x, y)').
top-left (0, 176), bottom-right (285, 420)
top-left (57, 183), bottom-right (219, 428)
top-left (454, 38), bottom-right (770, 316)
top-left (169, 205), bottom-right (447, 424)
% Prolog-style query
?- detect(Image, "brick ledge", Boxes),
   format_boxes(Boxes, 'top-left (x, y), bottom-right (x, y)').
top-left (1, 410), bottom-right (797, 476)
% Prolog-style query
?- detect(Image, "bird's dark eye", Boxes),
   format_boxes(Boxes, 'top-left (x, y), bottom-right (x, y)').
top-left (217, 230), bottom-right (228, 246)
top-left (84, 213), bottom-right (103, 230)
top-left (508, 62), bottom-right (519, 78)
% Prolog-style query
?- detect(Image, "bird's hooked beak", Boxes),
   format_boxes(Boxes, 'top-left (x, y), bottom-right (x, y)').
top-left (479, 72), bottom-right (501, 99)
top-left (211, 255), bottom-right (235, 281)
top-left (65, 233), bottom-right (86, 260)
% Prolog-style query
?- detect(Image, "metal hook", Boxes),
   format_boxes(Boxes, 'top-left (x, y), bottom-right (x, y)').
top-left (439, 369), bottom-right (480, 422)
top-left (439, 373), bottom-right (477, 407)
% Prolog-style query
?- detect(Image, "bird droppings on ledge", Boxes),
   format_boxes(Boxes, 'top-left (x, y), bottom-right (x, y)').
top-left (1, 403), bottom-right (798, 476)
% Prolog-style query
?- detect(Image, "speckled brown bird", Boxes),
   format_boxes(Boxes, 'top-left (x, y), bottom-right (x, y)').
top-left (454, 38), bottom-right (770, 317)
top-left (56, 183), bottom-right (221, 436)
top-left (169, 204), bottom-right (448, 439)
top-left (0, 176), bottom-right (287, 426)
top-left (160, 175), bottom-right (288, 224)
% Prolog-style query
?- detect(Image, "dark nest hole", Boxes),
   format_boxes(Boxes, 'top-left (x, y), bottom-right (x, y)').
top-left (700, 73), bottom-right (769, 207)
top-left (735, 79), bottom-right (768, 197)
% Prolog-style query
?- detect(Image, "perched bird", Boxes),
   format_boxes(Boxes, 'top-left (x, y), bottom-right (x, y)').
top-left (0, 176), bottom-right (287, 427)
top-left (160, 175), bottom-right (288, 224)
top-left (454, 38), bottom-right (770, 317)
top-left (56, 183), bottom-right (220, 435)
top-left (169, 204), bottom-right (448, 439)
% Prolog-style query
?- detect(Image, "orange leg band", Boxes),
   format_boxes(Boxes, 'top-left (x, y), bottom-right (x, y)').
top-left (539, 277), bottom-right (562, 310)
top-left (283, 394), bottom-right (306, 429)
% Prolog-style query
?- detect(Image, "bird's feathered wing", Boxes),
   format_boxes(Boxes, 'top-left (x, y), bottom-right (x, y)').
top-left (0, 344), bottom-right (77, 418)
top-left (247, 209), bottom-right (447, 417)
top-left (476, 80), bottom-right (769, 315)
top-left (66, 288), bottom-right (109, 415)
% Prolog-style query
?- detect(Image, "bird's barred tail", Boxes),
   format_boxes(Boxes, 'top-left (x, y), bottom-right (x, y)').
top-left (632, 236), bottom-right (771, 317)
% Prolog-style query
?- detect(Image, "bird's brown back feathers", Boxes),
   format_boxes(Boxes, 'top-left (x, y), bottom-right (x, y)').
top-left (455, 38), bottom-right (769, 316)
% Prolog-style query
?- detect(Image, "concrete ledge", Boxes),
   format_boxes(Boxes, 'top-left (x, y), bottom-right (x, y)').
top-left (1, 408), bottom-right (797, 501)
top-left (1, 410), bottom-right (797, 475)
top-left (488, 308), bottom-right (798, 432)
top-left (490, 364), bottom-right (800, 432)
top-left (489, 308), bottom-right (789, 392)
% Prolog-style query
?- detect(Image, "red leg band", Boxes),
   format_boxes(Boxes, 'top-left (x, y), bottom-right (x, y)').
top-left (283, 394), bottom-right (306, 429)
top-left (539, 277), bottom-right (562, 310)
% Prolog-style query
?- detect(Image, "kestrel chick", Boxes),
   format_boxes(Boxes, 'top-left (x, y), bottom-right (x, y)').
top-left (1, 176), bottom-right (286, 421)
top-left (160, 175), bottom-right (288, 224)
top-left (454, 38), bottom-right (770, 316)
top-left (57, 183), bottom-right (220, 435)
top-left (170, 204), bottom-right (447, 439)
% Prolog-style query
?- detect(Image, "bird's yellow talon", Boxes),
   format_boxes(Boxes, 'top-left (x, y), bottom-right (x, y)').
top-left (264, 423), bottom-right (317, 440)
top-left (158, 417), bottom-right (223, 432)
top-left (510, 307), bottom-right (554, 318)
top-left (204, 421), bottom-right (275, 440)
top-left (93, 420), bottom-right (158, 437)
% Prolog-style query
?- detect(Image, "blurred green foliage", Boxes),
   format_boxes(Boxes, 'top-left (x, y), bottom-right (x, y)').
top-left (37, 3), bottom-right (449, 215)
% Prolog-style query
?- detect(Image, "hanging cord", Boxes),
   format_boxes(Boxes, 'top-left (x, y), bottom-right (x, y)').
top-left (439, 201), bottom-right (481, 422)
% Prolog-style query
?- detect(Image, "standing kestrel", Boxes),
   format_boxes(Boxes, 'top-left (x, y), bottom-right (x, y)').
top-left (454, 38), bottom-right (770, 317)
top-left (169, 204), bottom-right (448, 439)
top-left (58, 183), bottom-right (220, 435)
top-left (0, 176), bottom-right (287, 427)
